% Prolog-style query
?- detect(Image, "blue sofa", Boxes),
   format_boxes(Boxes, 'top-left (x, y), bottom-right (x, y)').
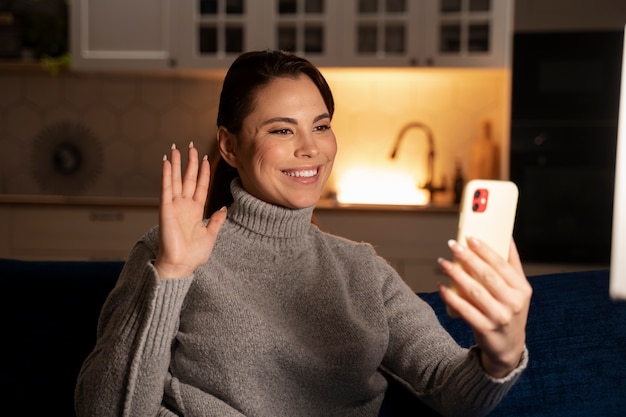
top-left (1, 258), bottom-right (624, 416)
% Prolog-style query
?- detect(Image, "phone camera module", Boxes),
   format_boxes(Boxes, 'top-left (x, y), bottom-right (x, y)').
top-left (472, 188), bottom-right (489, 213)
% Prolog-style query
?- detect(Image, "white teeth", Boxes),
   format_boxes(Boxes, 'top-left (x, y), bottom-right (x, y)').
top-left (284, 169), bottom-right (317, 178)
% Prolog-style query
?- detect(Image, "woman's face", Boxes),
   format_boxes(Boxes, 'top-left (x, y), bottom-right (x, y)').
top-left (221, 75), bottom-right (337, 209)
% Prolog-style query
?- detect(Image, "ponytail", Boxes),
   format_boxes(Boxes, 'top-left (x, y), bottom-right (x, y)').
top-left (205, 155), bottom-right (238, 217)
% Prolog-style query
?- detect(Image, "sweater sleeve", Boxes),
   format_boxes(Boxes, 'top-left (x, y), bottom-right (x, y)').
top-left (379, 262), bottom-right (527, 417)
top-left (74, 238), bottom-right (193, 417)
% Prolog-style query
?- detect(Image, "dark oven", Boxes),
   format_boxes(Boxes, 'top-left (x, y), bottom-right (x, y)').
top-left (510, 31), bottom-right (623, 264)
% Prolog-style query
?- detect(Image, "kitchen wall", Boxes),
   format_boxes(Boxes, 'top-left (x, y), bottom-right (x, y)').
top-left (323, 68), bottom-right (510, 204)
top-left (0, 67), bottom-right (509, 202)
top-left (0, 69), bottom-right (223, 198)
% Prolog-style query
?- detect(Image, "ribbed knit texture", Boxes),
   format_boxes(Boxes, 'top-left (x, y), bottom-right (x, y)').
top-left (75, 179), bottom-right (526, 417)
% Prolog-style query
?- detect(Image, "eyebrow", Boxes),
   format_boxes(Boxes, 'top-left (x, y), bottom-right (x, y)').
top-left (261, 113), bottom-right (331, 126)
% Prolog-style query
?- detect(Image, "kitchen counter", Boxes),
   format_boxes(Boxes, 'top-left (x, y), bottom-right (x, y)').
top-left (0, 194), bottom-right (458, 213)
top-left (315, 198), bottom-right (458, 213)
top-left (0, 193), bottom-right (459, 282)
top-left (0, 194), bottom-right (160, 208)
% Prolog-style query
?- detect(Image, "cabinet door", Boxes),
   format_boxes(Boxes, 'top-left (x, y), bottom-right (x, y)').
top-left (6, 206), bottom-right (158, 261)
top-left (173, 0), bottom-right (271, 69)
top-left (70, 0), bottom-right (174, 70)
top-left (341, 0), bottom-right (423, 67)
top-left (265, 0), bottom-right (343, 67)
top-left (173, 0), bottom-right (342, 69)
top-left (340, 0), bottom-right (513, 68)
top-left (420, 0), bottom-right (514, 68)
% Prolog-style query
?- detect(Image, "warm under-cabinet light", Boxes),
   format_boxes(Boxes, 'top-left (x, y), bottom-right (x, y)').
top-left (336, 167), bottom-right (429, 205)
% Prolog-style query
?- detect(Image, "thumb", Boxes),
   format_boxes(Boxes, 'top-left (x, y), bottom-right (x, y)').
top-left (206, 206), bottom-right (227, 235)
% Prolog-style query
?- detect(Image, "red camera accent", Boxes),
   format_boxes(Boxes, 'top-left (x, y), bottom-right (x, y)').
top-left (472, 188), bottom-right (489, 213)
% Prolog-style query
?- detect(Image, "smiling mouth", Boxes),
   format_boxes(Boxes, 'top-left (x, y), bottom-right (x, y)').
top-left (282, 168), bottom-right (319, 178)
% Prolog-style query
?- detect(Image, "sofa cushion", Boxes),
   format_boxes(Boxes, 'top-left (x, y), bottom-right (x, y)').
top-left (414, 269), bottom-right (626, 417)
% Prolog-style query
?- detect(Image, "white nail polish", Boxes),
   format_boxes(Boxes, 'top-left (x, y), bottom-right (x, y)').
top-left (162, 154), bottom-right (167, 161)
top-left (171, 143), bottom-right (176, 150)
top-left (447, 239), bottom-right (457, 249)
top-left (189, 141), bottom-right (194, 148)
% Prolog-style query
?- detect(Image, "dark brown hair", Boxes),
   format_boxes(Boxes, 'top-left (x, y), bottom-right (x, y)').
top-left (205, 50), bottom-right (335, 216)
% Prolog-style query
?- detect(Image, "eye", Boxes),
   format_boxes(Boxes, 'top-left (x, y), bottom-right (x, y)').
top-left (314, 124), bottom-right (331, 133)
top-left (270, 128), bottom-right (293, 135)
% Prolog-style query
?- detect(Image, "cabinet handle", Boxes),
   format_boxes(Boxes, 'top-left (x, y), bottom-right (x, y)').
top-left (89, 211), bottom-right (125, 222)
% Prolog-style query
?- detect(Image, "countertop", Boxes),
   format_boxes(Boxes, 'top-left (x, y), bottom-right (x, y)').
top-left (0, 194), bottom-right (160, 208)
top-left (315, 198), bottom-right (458, 213)
top-left (0, 194), bottom-right (459, 213)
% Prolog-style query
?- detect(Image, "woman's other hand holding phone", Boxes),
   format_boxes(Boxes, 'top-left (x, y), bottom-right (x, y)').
top-left (438, 238), bottom-right (532, 379)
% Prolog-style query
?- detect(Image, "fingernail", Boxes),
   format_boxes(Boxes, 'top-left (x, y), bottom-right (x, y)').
top-left (467, 236), bottom-right (480, 247)
top-left (171, 143), bottom-right (176, 150)
top-left (219, 206), bottom-right (227, 212)
top-left (162, 154), bottom-right (167, 161)
top-left (202, 154), bottom-right (208, 161)
top-left (438, 257), bottom-right (452, 270)
top-left (448, 239), bottom-right (465, 253)
top-left (189, 140), bottom-right (194, 148)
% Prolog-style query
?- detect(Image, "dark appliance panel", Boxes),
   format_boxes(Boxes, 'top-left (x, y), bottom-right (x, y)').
top-left (512, 31), bottom-right (623, 122)
top-left (510, 123), bottom-right (616, 263)
top-left (510, 31), bottom-right (623, 265)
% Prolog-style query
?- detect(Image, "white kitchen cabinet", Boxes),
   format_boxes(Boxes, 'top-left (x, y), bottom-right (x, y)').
top-left (173, 0), bottom-right (272, 69)
top-left (0, 202), bottom-right (158, 261)
top-left (173, 0), bottom-right (343, 68)
top-left (70, 0), bottom-right (342, 70)
top-left (341, 0), bottom-right (515, 67)
top-left (313, 207), bottom-right (458, 292)
top-left (70, 0), bottom-right (175, 70)
top-left (71, 0), bottom-right (514, 71)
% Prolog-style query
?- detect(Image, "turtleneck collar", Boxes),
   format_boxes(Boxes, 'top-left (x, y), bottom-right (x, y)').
top-left (227, 178), bottom-right (315, 239)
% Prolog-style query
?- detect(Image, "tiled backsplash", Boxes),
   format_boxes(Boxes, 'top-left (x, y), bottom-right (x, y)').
top-left (0, 70), bottom-right (223, 198)
top-left (0, 67), bottom-right (509, 201)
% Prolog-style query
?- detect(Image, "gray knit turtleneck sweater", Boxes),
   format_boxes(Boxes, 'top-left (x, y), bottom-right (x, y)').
top-left (75, 179), bottom-right (527, 417)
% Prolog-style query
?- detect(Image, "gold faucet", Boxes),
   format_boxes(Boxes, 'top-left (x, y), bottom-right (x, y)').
top-left (389, 122), bottom-right (446, 198)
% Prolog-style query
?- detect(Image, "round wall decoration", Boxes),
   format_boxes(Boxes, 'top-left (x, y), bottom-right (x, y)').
top-left (30, 121), bottom-right (103, 195)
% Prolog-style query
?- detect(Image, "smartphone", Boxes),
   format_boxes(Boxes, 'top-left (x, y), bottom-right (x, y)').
top-left (447, 179), bottom-right (519, 317)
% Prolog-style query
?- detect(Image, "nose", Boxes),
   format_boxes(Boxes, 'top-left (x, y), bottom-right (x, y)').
top-left (294, 132), bottom-right (320, 158)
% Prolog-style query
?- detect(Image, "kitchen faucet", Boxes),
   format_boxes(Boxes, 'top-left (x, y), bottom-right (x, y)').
top-left (389, 121), bottom-right (446, 199)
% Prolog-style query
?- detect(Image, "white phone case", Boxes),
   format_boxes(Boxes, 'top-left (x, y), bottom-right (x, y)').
top-left (448, 179), bottom-right (519, 317)
top-left (456, 179), bottom-right (519, 260)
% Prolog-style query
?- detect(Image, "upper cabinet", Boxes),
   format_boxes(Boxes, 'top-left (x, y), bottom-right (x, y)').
top-left (342, 0), bottom-right (514, 67)
top-left (173, 0), bottom-right (343, 69)
top-left (70, 0), bottom-right (514, 71)
top-left (70, 0), bottom-right (175, 71)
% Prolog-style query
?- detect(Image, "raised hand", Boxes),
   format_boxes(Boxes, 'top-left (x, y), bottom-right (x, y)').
top-left (438, 238), bottom-right (532, 378)
top-left (155, 142), bottom-right (227, 279)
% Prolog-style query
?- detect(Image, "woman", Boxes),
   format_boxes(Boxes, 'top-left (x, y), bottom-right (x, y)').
top-left (75, 50), bottom-right (531, 417)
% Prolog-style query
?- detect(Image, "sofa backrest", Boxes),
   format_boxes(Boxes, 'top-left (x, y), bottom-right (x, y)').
top-left (1, 259), bottom-right (625, 417)
top-left (0, 258), bottom-right (122, 417)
